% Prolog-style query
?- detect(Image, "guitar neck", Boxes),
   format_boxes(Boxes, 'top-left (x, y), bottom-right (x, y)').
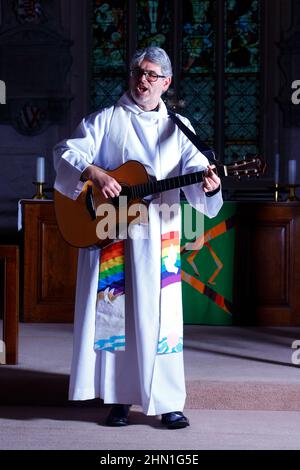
top-left (132, 165), bottom-right (226, 199)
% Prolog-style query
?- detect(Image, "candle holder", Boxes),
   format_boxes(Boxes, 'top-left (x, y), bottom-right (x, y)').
top-left (286, 184), bottom-right (300, 202)
top-left (32, 182), bottom-right (48, 200)
top-left (269, 184), bottom-right (284, 201)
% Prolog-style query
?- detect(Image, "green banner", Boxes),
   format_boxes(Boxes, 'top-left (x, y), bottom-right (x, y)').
top-left (181, 201), bottom-right (236, 325)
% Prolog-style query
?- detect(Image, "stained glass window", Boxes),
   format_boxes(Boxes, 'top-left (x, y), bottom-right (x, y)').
top-left (91, 78), bottom-right (125, 110)
top-left (224, 76), bottom-right (260, 160)
top-left (91, 0), bottom-right (127, 111)
top-left (182, 0), bottom-right (215, 74)
top-left (181, 77), bottom-right (215, 143)
top-left (136, 0), bottom-right (172, 50)
top-left (91, 0), bottom-right (262, 163)
top-left (180, 0), bottom-right (216, 144)
top-left (225, 0), bottom-right (259, 73)
top-left (224, 0), bottom-right (260, 161)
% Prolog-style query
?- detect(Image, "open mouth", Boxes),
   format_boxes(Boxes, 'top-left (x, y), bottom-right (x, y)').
top-left (137, 84), bottom-right (149, 94)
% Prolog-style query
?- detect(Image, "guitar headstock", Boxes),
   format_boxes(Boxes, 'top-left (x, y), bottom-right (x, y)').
top-left (225, 155), bottom-right (266, 179)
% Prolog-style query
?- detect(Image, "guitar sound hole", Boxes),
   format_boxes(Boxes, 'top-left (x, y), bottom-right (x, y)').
top-left (111, 184), bottom-right (132, 209)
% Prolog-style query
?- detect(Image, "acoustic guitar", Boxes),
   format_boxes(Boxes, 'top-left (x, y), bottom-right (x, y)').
top-left (54, 157), bottom-right (265, 248)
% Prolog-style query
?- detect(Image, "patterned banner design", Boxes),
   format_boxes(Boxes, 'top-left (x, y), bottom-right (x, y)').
top-left (181, 270), bottom-right (233, 315)
top-left (181, 214), bottom-right (236, 317)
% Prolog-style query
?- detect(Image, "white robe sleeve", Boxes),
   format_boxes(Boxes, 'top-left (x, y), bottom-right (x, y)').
top-left (179, 116), bottom-right (223, 218)
top-left (53, 111), bottom-right (108, 200)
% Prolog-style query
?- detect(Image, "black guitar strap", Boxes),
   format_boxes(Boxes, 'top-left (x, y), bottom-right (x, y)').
top-left (168, 110), bottom-right (218, 165)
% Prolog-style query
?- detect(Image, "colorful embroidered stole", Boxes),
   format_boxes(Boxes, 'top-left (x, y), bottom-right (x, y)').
top-left (157, 231), bottom-right (183, 353)
top-left (94, 241), bottom-right (126, 351)
top-left (94, 231), bottom-right (183, 355)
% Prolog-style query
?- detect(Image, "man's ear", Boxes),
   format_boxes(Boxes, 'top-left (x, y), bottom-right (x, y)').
top-left (162, 76), bottom-right (172, 92)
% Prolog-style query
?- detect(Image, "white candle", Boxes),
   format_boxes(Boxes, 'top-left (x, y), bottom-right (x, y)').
top-left (288, 159), bottom-right (297, 185)
top-left (36, 157), bottom-right (45, 183)
top-left (274, 153), bottom-right (280, 184)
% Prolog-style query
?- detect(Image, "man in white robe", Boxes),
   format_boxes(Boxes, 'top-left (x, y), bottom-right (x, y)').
top-left (53, 47), bottom-right (222, 429)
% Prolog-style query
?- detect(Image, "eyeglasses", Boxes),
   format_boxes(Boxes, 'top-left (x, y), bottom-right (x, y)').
top-left (130, 67), bottom-right (166, 83)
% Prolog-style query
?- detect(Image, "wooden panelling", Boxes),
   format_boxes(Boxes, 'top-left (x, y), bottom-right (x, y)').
top-left (40, 222), bottom-right (78, 301)
top-left (21, 201), bottom-right (300, 325)
top-left (22, 201), bottom-right (78, 322)
top-left (252, 224), bottom-right (289, 304)
top-left (0, 245), bottom-right (19, 364)
top-left (235, 202), bottom-right (300, 326)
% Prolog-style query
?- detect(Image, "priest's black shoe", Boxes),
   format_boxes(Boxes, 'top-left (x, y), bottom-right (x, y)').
top-left (161, 411), bottom-right (190, 429)
top-left (105, 404), bottom-right (131, 427)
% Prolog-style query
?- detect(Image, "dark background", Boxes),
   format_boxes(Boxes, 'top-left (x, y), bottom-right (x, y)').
top-left (0, 0), bottom-right (300, 240)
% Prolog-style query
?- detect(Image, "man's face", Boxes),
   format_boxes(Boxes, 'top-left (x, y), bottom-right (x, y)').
top-left (129, 59), bottom-right (172, 111)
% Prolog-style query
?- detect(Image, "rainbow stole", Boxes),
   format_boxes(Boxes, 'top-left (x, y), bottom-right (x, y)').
top-left (94, 232), bottom-right (183, 354)
top-left (98, 241), bottom-right (125, 297)
top-left (161, 231), bottom-right (181, 288)
top-left (94, 240), bottom-right (125, 351)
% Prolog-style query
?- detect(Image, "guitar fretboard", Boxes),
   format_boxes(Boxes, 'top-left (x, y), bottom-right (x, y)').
top-left (130, 166), bottom-right (225, 199)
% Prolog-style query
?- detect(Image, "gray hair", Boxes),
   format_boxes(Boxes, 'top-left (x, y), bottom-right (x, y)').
top-left (130, 47), bottom-right (173, 77)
